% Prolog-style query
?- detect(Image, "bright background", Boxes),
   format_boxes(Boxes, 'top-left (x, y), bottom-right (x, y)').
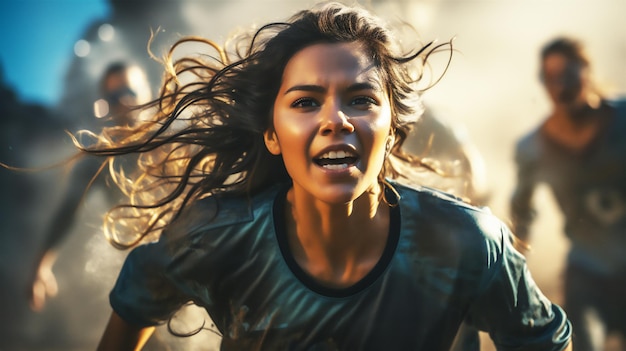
top-left (0, 0), bottom-right (109, 105)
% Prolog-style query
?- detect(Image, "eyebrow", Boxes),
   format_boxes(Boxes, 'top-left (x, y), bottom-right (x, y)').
top-left (284, 82), bottom-right (381, 95)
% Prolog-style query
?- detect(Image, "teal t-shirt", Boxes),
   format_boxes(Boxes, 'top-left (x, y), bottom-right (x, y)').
top-left (110, 181), bottom-right (571, 350)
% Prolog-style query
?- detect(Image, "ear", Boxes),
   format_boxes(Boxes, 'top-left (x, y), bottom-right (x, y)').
top-left (263, 129), bottom-right (281, 155)
top-left (385, 133), bottom-right (396, 155)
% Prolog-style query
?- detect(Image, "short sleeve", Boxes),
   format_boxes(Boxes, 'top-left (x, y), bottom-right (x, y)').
top-left (109, 242), bottom-right (188, 327)
top-left (466, 224), bottom-right (572, 350)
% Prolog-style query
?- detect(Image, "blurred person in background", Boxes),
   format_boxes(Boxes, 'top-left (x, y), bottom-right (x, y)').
top-left (56, 0), bottom-right (204, 130)
top-left (28, 62), bottom-right (151, 311)
top-left (0, 63), bottom-right (66, 346)
top-left (3, 0), bottom-right (224, 347)
top-left (511, 36), bottom-right (626, 350)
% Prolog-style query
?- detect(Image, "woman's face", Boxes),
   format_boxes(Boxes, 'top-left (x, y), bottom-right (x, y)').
top-left (266, 42), bottom-right (393, 204)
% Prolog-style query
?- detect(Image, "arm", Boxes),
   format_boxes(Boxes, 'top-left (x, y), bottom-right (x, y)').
top-left (42, 157), bottom-right (105, 250)
top-left (103, 237), bottom-right (193, 350)
top-left (510, 140), bottom-right (538, 243)
top-left (29, 158), bottom-right (105, 310)
top-left (97, 311), bottom-right (155, 351)
top-left (466, 223), bottom-right (573, 350)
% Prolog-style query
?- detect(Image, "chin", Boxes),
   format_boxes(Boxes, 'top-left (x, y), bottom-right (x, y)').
top-left (318, 182), bottom-right (376, 205)
top-left (318, 192), bottom-right (359, 205)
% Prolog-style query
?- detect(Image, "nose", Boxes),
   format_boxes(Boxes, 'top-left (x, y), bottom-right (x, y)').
top-left (320, 102), bottom-right (355, 136)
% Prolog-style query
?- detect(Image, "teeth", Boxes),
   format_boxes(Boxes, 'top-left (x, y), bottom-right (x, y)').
top-left (323, 164), bottom-right (349, 170)
top-left (319, 150), bottom-right (354, 159)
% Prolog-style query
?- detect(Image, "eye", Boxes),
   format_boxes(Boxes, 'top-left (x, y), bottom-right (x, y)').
top-left (350, 96), bottom-right (379, 108)
top-left (291, 97), bottom-right (319, 108)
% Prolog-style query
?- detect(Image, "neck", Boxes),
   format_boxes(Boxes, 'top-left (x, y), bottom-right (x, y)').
top-left (284, 184), bottom-right (390, 286)
top-left (554, 93), bottom-right (602, 126)
top-left (545, 96), bottom-right (608, 152)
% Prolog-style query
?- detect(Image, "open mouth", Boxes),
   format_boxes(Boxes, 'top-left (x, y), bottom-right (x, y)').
top-left (314, 150), bottom-right (359, 170)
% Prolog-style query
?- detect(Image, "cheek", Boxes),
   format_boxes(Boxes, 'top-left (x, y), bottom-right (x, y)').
top-left (274, 120), bottom-right (310, 152)
top-left (372, 112), bottom-right (393, 145)
top-left (361, 117), bottom-right (393, 160)
top-left (272, 115), bottom-right (315, 165)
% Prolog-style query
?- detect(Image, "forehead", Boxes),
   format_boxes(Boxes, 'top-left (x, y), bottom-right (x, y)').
top-left (281, 42), bottom-right (383, 87)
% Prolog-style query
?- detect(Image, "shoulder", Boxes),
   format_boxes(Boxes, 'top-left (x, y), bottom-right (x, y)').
top-left (600, 98), bottom-right (626, 143)
top-left (150, 184), bottom-right (285, 278)
top-left (606, 97), bottom-right (626, 120)
top-left (393, 181), bottom-right (508, 247)
top-left (514, 125), bottom-right (544, 165)
top-left (157, 184), bottom-right (284, 257)
top-left (394, 180), bottom-right (488, 215)
top-left (392, 181), bottom-right (511, 285)
top-left (173, 184), bottom-right (282, 233)
top-left (606, 97), bottom-right (626, 109)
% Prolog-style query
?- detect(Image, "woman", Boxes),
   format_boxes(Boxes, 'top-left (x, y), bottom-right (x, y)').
top-left (89, 3), bottom-right (572, 350)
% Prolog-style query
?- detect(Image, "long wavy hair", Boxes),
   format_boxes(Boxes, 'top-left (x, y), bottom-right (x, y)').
top-left (76, 2), bottom-right (451, 249)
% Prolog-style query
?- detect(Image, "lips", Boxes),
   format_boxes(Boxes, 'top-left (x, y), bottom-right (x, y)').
top-left (313, 148), bottom-right (359, 170)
